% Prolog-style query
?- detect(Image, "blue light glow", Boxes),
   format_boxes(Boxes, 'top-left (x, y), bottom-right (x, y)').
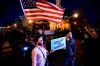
top-left (23, 47), bottom-right (29, 51)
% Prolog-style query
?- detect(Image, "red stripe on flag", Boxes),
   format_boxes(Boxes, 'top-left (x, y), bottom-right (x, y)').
top-left (26, 16), bottom-right (62, 23)
top-left (25, 9), bottom-right (63, 16)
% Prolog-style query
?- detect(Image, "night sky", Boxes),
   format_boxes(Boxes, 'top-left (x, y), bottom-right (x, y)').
top-left (0, 0), bottom-right (100, 26)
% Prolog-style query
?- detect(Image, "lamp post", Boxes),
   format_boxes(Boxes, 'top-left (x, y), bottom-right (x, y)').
top-left (73, 13), bottom-right (78, 18)
top-left (64, 13), bottom-right (79, 22)
top-left (65, 13), bottom-right (78, 19)
top-left (64, 13), bottom-right (79, 31)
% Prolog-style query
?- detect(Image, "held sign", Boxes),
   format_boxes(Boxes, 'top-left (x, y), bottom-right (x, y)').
top-left (51, 37), bottom-right (66, 51)
top-left (44, 30), bottom-right (55, 35)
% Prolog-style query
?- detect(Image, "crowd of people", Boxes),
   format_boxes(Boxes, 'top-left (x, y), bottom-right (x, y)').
top-left (0, 26), bottom-right (77, 66)
top-left (74, 24), bottom-right (100, 66)
top-left (0, 24), bottom-right (99, 66)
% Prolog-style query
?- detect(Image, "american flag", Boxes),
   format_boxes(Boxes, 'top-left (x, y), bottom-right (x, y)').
top-left (20, 0), bottom-right (64, 24)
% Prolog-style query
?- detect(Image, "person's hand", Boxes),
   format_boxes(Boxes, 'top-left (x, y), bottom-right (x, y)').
top-left (47, 50), bottom-right (55, 55)
top-left (50, 50), bottom-right (55, 53)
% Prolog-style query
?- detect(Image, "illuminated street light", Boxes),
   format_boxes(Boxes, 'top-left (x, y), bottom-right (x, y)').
top-left (73, 13), bottom-right (78, 18)
top-left (29, 20), bottom-right (32, 24)
top-left (64, 13), bottom-right (78, 20)
top-left (13, 23), bottom-right (17, 27)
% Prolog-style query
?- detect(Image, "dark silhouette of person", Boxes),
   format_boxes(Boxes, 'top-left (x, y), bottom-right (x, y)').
top-left (64, 30), bottom-right (76, 66)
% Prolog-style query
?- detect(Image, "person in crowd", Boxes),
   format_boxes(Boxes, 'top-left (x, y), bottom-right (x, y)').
top-left (29, 37), bottom-right (36, 48)
top-left (64, 30), bottom-right (76, 66)
top-left (36, 29), bottom-right (46, 42)
top-left (31, 36), bottom-right (54, 66)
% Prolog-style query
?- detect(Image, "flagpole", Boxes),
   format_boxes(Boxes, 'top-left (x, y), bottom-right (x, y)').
top-left (19, 0), bottom-right (26, 17)
top-left (20, 0), bottom-right (36, 27)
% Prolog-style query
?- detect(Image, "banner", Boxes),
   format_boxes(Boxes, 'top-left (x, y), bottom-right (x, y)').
top-left (44, 30), bottom-right (55, 35)
top-left (51, 37), bottom-right (66, 50)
